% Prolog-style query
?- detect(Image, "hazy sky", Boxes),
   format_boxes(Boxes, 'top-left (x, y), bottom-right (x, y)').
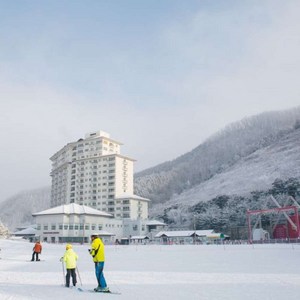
top-left (1, 0), bottom-right (300, 201)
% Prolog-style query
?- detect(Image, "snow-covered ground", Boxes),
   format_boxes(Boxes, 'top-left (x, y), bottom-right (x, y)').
top-left (1, 239), bottom-right (300, 300)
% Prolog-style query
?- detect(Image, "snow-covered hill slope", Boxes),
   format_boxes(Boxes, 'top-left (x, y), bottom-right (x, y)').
top-left (135, 106), bottom-right (300, 206)
top-left (0, 187), bottom-right (50, 230)
top-left (150, 127), bottom-right (300, 216)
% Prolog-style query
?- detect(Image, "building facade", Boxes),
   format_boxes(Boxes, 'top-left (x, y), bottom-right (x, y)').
top-left (32, 203), bottom-right (167, 243)
top-left (33, 203), bottom-right (123, 243)
top-left (50, 130), bottom-right (149, 220)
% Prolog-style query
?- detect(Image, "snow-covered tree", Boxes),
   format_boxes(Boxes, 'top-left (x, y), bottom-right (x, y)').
top-left (0, 220), bottom-right (10, 237)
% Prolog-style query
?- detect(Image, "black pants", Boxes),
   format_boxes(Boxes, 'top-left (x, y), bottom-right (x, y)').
top-left (31, 252), bottom-right (40, 261)
top-left (66, 268), bottom-right (77, 287)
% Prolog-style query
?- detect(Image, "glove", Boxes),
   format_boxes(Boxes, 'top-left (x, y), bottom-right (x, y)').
top-left (60, 257), bottom-right (63, 262)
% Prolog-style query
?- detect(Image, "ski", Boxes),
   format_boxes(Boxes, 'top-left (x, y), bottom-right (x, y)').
top-left (77, 288), bottom-right (121, 295)
top-left (91, 290), bottom-right (121, 295)
top-left (27, 260), bottom-right (45, 262)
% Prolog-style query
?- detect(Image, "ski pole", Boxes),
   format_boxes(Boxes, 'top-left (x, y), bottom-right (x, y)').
top-left (76, 266), bottom-right (82, 286)
top-left (61, 260), bottom-right (66, 286)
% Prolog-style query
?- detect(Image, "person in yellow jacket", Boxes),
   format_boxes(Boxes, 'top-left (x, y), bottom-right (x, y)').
top-left (61, 244), bottom-right (78, 287)
top-left (89, 233), bottom-right (109, 292)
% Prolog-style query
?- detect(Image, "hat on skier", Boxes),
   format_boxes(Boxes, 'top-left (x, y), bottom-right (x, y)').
top-left (91, 233), bottom-right (99, 238)
top-left (66, 244), bottom-right (72, 250)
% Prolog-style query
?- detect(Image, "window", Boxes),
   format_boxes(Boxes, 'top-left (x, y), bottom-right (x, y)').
top-left (51, 224), bottom-right (56, 230)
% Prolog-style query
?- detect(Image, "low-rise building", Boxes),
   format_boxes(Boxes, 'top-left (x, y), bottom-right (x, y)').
top-left (13, 226), bottom-right (37, 241)
top-left (32, 203), bottom-right (123, 243)
top-left (32, 203), bottom-right (167, 243)
top-left (155, 230), bottom-right (215, 244)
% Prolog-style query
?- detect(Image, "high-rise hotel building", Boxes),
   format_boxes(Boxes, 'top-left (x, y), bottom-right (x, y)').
top-left (50, 130), bottom-right (149, 220)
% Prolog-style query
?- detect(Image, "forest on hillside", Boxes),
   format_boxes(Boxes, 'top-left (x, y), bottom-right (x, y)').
top-left (135, 107), bottom-right (300, 206)
top-left (157, 178), bottom-right (300, 239)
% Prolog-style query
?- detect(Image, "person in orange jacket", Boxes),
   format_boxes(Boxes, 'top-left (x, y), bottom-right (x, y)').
top-left (31, 241), bottom-right (42, 261)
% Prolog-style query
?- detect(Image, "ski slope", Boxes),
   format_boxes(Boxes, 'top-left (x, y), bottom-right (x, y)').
top-left (1, 239), bottom-right (300, 299)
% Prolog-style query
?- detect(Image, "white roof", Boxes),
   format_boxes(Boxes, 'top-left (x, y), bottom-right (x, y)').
top-left (130, 236), bottom-right (149, 240)
top-left (97, 231), bottom-right (116, 236)
top-left (115, 194), bottom-right (150, 202)
top-left (145, 220), bottom-right (166, 226)
top-left (16, 224), bottom-right (37, 231)
top-left (155, 230), bottom-right (215, 238)
top-left (195, 230), bottom-right (215, 236)
top-left (14, 227), bottom-right (37, 235)
top-left (155, 231), bottom-right (194, 238)
top-left (32, 203), bottom-right (113, 218)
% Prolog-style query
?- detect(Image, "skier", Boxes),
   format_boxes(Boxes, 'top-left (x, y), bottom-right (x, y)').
top-left (89, 233), bottom-right (109, 292)
top-left (60, 244), bottom-right (78, 287)
top-left (31, 241), bottom-right (42, 261)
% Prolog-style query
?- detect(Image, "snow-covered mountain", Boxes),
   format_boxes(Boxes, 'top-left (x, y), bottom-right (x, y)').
top-left (135, 107), bottom-right (300, 208)
top-left (1, 106), bottom-right (300, 230)
top-left (0, 187), bottom-right (50, 230)
top-left (150, 126), bottom-right (300, 218)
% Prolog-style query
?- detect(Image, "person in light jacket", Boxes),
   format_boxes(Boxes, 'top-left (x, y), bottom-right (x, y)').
top-left (61, 244), bottom-right (78, 287)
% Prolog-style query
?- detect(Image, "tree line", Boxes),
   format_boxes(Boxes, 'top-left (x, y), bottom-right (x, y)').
top-left (157, 177), bottom-right (300, 239)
